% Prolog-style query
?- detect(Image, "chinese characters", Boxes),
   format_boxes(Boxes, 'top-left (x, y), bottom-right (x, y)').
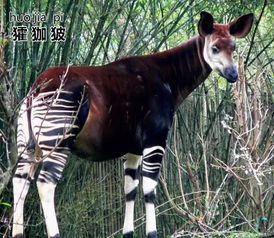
top-left (9, 12), bottom-right (66, 42)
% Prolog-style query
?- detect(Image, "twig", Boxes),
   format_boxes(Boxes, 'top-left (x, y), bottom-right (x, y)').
top-left (245, 0), bottom-right (268, 66)
top-left (213, 191), bottom-right (245, 229)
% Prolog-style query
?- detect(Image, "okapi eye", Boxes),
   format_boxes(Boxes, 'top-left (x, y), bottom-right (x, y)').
top-left (212, 46), bottom-right (220, 54)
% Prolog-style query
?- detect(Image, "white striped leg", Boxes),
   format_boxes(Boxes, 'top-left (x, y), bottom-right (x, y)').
top-left (12, 157), bottom-right (37, 238)
top-left (36, 150), bottom-right (68, 238)
top-left (36, 182), bottom-right (59, 238)
top-left (13, 100), bottom-right (36, 238)
top-left (31, 90), bottom-right (79, 237)
top-left (122, 153), bottom-right (142, 238)
top-left (142, 146), bottom-right (165, 238)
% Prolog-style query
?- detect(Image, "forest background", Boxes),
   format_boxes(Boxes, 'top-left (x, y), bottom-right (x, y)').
top-left (0, 0), bottom-right (273, 237)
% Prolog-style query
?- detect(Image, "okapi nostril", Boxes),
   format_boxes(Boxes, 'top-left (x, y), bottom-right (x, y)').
top-left (230, 71), bottom-right (238, 79)
top-left (223, 66), bottom-right (238, 82)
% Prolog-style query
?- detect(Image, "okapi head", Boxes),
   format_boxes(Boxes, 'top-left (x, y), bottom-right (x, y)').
top-left (198, 11), bottom-right (254, 83)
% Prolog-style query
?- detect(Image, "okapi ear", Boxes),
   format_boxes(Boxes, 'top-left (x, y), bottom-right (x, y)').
top-left (229, 13), bottom-right (254, 38)
top-left (198, 11), bottom-right (214, 37)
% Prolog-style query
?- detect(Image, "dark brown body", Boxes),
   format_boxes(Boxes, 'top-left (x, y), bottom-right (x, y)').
top-left (32, 36), bottom-right (211, 161)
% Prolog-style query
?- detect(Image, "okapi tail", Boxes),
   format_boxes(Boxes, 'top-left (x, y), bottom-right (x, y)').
top-left (25, 93), bottom-right (37, 154)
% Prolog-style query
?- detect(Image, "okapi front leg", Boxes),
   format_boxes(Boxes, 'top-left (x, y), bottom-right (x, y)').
top-left (142, 146), bottom-right (165, 238)
top-left (123, 154), bottom-right (142, 238)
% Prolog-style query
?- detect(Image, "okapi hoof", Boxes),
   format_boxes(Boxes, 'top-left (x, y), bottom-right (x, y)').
top-left (51, 234), bottom-right (61, 238)
top-left (123, 231), bottom-right (134, 238)
top-left (13, 235), bottom-right (23, 238)
top-left (148, 231), bottom-right (157, 238)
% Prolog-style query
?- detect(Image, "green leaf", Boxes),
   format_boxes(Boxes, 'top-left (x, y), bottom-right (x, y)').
top-left (0, 202), bottom-right (12, 208)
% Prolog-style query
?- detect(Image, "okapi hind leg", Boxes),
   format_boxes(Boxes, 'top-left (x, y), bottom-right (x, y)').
top-left (12, 157), bottom-right (37, 238)
top-left (13, 99), bottom-right (38, 238)
top-left (36, 149), bottom-right (69, 238)
top-left (122, 153), bottom-right (142, 238)
top-left (29, 88), bottom-right (84, 238)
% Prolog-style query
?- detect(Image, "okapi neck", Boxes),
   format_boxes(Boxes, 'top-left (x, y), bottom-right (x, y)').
top-left (153, 35), bottom-right (212, 108)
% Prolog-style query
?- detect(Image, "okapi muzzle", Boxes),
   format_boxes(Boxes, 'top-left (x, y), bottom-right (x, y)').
top-left (222, 64), bottom-right (238, 83)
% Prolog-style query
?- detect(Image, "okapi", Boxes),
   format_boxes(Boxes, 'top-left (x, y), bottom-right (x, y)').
top-left (12, 11), bottom-right (253, 238)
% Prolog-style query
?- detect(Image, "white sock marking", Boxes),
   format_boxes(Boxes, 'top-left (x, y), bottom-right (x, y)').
top-left (124, 175), bottom-right (139, 194)
top-left (37, 182), bottom-right (59, 237)
top-left (145, 203), bottom-right (156, 234)
top-left (12, 178), bottom-right (30, 237)
top-left (123, 201), bottom-right (135, 234)
top-left (143, 177), bottom-right (157, 197)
